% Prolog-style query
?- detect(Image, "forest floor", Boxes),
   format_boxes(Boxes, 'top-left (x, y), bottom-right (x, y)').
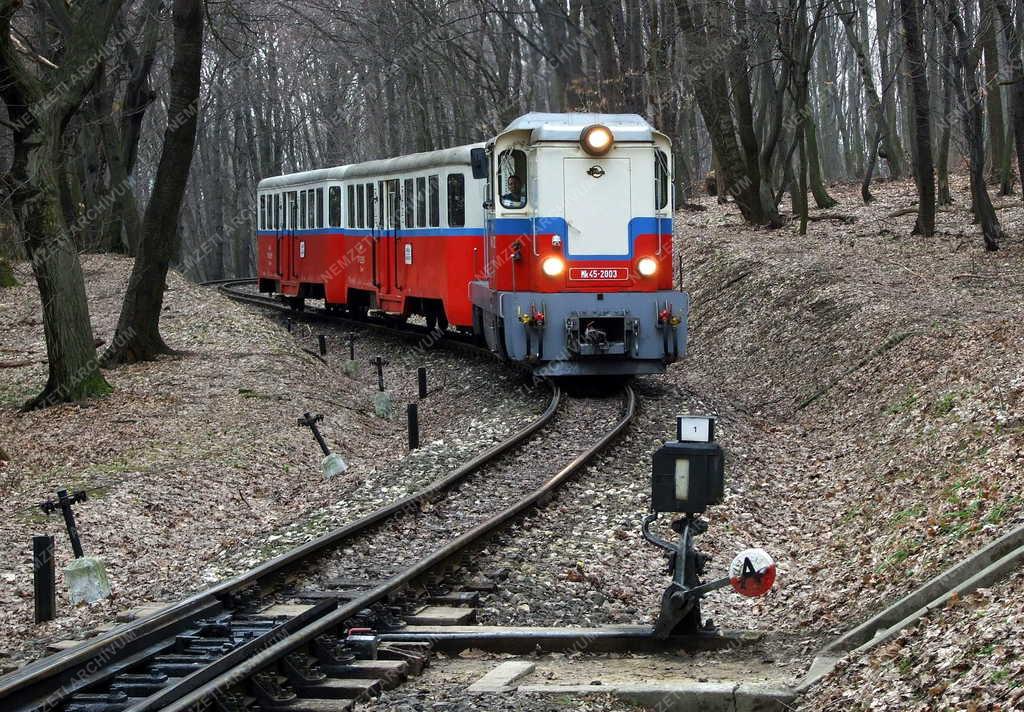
top-left (0, 256), bottom-right (543, 665)
top-left (671, 176), bottom-right (1024, 710)
top-left (0, 175), bottom-right (1021, 711)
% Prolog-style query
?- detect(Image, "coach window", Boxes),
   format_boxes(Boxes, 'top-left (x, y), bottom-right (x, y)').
top-left (655, 150), bottom-right (669, 211)
top-left (329, 186), bottom-right (342, 228)
top-left (415, 176), bottom-right (426, 227)
top-left (313, 188), bottom-right (321, 227)
top-left (364, 181), bottom-right (372, 228)
top-left (428, 175), bottom-right (439, 227)
top-left (259, 195), bottom-right (265, 230)
top-left (387, 180), bottom-right (400, 228)
top-left (300, 191), bottom-right (307, 229)
top-left (274, 194), bottom-right (281, 229)
top-left (288, 191), bottom-right (298, 229)
top-left (347, 185), bottom-right (355, 227)
top-left (498, 149), bottom-right (527, 209)
top-left (403, 178), bottom-right (414, 227)
top-left (447, 174), bottom-right (465, 227)
top-left (356, 184), bottom-right (365, 228)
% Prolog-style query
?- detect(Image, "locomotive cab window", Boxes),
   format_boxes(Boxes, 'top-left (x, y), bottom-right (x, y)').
top-left (655, 150), bottom-right (669, 211)
top-left (329, 186), bottom-right (341, 228)
top-left (447, 174), bottom-right (465, 227)
top-left (498, 149), bottom-right (527, 210)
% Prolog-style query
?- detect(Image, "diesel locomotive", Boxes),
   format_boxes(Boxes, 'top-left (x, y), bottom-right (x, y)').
top-left (256, 112), bottom-right (687, 376)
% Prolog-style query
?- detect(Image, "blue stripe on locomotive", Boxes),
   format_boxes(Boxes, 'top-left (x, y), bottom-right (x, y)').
top-left (257, 216), bottom-right (670, 262)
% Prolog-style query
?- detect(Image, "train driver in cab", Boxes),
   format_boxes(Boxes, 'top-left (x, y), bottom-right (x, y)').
top-left (502, 174), bottom-right (526, 209)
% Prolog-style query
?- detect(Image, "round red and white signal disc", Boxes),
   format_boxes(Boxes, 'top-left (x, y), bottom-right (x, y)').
top-left (729, 548), bottom-right (776, 597)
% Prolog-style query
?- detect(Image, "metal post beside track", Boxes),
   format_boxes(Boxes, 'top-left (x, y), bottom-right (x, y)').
top-left (417, 367), bottom-right (427, 398)
top-left (33, 536), bottom-right (55, 623)
top-left (371, 356), bottom-right (388, 392)
top-left (40, 490), bottom-right (87, 559)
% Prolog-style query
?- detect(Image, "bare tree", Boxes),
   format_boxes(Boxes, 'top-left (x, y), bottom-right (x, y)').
top-left (994, 0), bottom-right (1024, 205)
top-left (104, 0), bottom-right (204, 364)
top-left (900, 0), bottom-right (937, 236)
top-left (945, 0), bottom-right (1004, 250)
top-left (0, 0), bottom-right (125, 408)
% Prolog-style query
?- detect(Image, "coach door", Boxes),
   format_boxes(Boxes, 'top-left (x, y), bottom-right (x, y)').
top-left (385, 180), bottom-right (401, 293)
top-left (371, 181), bottom-right (388, 295)
top-left (273, 194), bottom-right (284, 280)
top-left (283, 191), bottom-right (299, 283)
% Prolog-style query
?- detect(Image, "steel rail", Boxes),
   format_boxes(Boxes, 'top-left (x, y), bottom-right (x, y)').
top-left (156, 385), bottom-right (636, 712)
top-left (211, 279), bottom-right (495, 359)
top-left (0, 384), bottom-right (561, 712)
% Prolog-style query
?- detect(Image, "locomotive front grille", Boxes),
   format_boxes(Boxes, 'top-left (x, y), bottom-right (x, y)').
top-left (565, 313), bottom-right (639, 357)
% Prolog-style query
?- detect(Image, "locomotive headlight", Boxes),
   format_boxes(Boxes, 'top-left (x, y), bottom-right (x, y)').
top-left (580, 124), bottom-right (614, 156)
top-left (542, 256), bottom-right (565, 276)
top-left (637, 257), bottom-right (658, 276)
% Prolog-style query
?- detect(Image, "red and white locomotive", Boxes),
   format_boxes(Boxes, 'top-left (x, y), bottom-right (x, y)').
top-left (256, 112), bottom-right (687, 376)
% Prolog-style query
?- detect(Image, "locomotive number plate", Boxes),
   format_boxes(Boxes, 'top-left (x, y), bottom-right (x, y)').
top-left (569, 268), bottom-right (628, 281)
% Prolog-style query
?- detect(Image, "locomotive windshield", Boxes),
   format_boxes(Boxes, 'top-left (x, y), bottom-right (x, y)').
top-left (498, 149), bottom-right (527, 209)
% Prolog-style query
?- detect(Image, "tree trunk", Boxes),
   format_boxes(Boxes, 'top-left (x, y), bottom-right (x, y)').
top-left (0, 0), bottom-right (122, 409)
top-left (875, 0), bottom-right (906, 178)
top-left (104, 0), bottom-right (204, 365)
top-left (946, 1), bottom-right (1003, 250)
top-left (863, 127), bottom-right (882, 203)
top-left (900, 0), bottom-right (937, 236)
top-left (994, 0), bottom-right (1024, 204)
top-left (675, 0), bottom-right (781, 226)
top-left (937, 40), bottom-right (954, 205)
top-left (805, 117), bottom-right (838, 208)
top-left (980, 0), bottom-right (1008, 187)
top-left (837, 1), bottom-right (901, 186)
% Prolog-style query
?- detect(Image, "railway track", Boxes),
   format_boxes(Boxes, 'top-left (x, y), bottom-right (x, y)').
top-left (0, 378), bottom-right (637, 712)
top-left (208, 279), bottom-right (494, 362)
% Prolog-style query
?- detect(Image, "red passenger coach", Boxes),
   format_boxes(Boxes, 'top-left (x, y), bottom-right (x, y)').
top-left (257, 146), bottom-right (483, 331)
top-left (256, 113), bottom-right (688, 377)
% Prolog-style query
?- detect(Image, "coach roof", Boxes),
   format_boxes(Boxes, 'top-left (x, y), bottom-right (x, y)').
top-left (258, 142), bottom-right (485, 190)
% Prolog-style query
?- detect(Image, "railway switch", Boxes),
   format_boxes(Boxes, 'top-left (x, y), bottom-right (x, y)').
top-left (644, 416), bottom-right (775, 638)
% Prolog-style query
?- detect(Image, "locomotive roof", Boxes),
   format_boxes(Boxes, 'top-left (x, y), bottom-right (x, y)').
top-left (258, 142), bottom-right (484, 190)
top-left (499, 112), bottom-right (662, 143)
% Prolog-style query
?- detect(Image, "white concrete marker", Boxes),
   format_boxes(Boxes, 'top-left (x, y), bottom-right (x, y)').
top-left (66, 557), bottom-right (111, 605)
top-left (373, 390), bottom-right (394, 419)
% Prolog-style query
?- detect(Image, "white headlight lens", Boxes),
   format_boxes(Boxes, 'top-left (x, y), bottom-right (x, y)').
top-left (581, 125), bottom-right (613, 155)
top-left (637, 257), bottom-right (658, 276)
top-left (542, 256), bottom-right (565, 276)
